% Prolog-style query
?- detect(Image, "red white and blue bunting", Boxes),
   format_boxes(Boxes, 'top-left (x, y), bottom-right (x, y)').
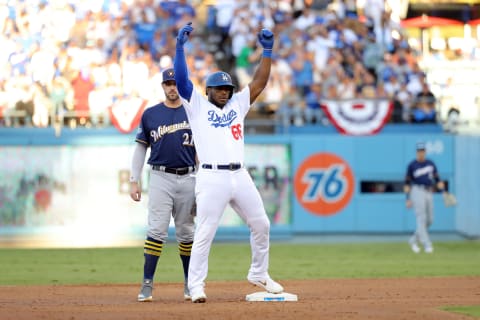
top-left (321, 99), bottom-right (393, 135)
top-left (108, 97), bottom-right (147, 134)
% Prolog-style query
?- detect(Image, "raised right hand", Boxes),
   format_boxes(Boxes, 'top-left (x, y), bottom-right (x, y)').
top-left (177, 22), bottom-right (193, 45)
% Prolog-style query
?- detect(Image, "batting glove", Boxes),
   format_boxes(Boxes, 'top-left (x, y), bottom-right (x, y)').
top-left (257, 29), bottom-right (274, 57)
top-left (177, 22), bottom-right (193, 46)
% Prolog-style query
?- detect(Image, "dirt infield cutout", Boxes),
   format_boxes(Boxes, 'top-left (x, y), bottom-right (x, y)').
top-left (1, 277), bottom-right (479, 320)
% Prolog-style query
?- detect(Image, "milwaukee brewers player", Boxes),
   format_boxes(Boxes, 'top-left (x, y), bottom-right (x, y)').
top-left (404, 142), bottom-right (445, 254)
top-left (129, 68), bottom-right (196, 301)
top-left (174, 22), bottom-right (283, 303)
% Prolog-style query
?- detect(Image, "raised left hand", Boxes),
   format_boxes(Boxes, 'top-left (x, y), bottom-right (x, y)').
top-left (177, 22), bottom-right (193, 46)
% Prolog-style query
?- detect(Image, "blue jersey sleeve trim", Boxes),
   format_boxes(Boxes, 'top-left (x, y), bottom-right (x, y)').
top-left (174, 48), bottom-right (193, 101)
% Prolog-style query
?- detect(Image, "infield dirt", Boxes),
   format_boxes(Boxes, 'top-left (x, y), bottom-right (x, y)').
top-left (1, 277), bottom-right (479, 320)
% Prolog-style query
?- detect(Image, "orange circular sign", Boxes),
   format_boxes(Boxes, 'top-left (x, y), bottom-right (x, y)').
top-left (294, 153), bottom-right (355, 216)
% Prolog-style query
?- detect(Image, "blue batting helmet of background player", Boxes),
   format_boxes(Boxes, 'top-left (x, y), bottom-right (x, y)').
top-left (205, 71), bottom-right (235, 98)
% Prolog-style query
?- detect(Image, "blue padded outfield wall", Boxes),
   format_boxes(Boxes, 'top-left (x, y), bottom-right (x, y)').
top-left (0, 127), bottom-right (478, 247)
top-left (287, 134), bottom-right (454, 233)
top-left (455, 135), bottom-right (480, 238)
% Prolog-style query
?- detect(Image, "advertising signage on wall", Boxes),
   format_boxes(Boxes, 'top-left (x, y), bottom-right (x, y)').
top-left (220, 144), bottom-right (291, 226)
top-left (294, 153), bottom-right (355, 216)
top-left (0, 144), bottom-right (291, 246)
top-left (290, 135), bottom-right (455, 233)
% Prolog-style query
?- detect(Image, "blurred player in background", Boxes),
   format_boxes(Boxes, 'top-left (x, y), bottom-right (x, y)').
top-left (174, 22), bottom-right (284, 303)
top-left (129, 68), bottom-right (196, 301)
top-left (404, 142), bottom-right (445, 254)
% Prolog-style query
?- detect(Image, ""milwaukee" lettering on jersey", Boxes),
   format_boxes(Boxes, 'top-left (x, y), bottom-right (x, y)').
top-left (413, 165), bottom-right (434, 178)
top-left (150, 121), bottom-right (191, 142)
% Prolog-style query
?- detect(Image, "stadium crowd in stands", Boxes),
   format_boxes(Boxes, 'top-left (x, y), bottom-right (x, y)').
top-left (0, 0), bottom-right (438, 130)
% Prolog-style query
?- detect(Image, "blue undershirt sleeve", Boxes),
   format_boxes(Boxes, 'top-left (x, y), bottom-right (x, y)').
top-left (174, 47), bottom-right (193, 101)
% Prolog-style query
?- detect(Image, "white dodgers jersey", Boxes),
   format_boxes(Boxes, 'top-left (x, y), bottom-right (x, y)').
top-left (180, 86), bottom-right (251, 164)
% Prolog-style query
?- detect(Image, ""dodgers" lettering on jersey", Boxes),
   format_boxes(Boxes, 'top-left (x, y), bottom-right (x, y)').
top-left (207, 110), bottom-right (237, 128)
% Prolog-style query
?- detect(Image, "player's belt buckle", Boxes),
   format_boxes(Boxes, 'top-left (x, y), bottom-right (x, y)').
top-left (173, 167), bottom-right (187, 175)
top-left (220, 163), bottom-right (241, 170)
top-left (175, 167), bottom-right (194, 175)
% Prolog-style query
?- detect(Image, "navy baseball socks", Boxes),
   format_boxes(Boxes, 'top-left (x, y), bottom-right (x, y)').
top-left (179, 241), bottom-right (193, 300)
top-left (138, 237), bottom-right (163, 302)
top-left (137, 238), bottom-right (194, 301)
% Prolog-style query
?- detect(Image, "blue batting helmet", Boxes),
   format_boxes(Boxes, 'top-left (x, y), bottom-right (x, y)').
top-left (205, 71), bottom-right (235, 98)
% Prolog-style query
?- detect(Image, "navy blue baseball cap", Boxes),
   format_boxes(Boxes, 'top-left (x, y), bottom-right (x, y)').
top-left (416, 142), bottom-right (426, 151)
top-left (162, 68), bottom-right (175, 83)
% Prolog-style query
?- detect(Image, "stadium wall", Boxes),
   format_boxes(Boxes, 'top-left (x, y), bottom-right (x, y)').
top-left (0, 127), bottom-right (477, 247)
top-left (455, 135), bottom-right (480, 238)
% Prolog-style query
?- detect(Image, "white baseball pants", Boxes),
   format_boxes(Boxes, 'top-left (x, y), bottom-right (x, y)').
top-left (188, 167), bottom-right (271, 296)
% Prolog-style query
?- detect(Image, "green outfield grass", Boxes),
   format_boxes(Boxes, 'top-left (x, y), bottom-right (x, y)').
top-left (0, 241), bottom-right (479, 285)
top-left (443, 306), bottom-right (480, 318)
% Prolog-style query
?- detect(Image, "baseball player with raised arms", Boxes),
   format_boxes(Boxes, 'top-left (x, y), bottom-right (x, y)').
top-left (404, 142), bottom-right (445, 254)
top-left (129, 68), bottom-right (196, 301)
top-left (174, 22), bottom-right (284, 303)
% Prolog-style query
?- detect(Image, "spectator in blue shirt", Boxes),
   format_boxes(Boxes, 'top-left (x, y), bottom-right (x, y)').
top-left (133, 10), bottom-right (156, 49)
top-left (412, 82), bottom-right (436, 123)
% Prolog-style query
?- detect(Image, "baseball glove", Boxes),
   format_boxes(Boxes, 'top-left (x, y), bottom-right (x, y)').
top-left (442, 192), bottom-right (457, 207)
